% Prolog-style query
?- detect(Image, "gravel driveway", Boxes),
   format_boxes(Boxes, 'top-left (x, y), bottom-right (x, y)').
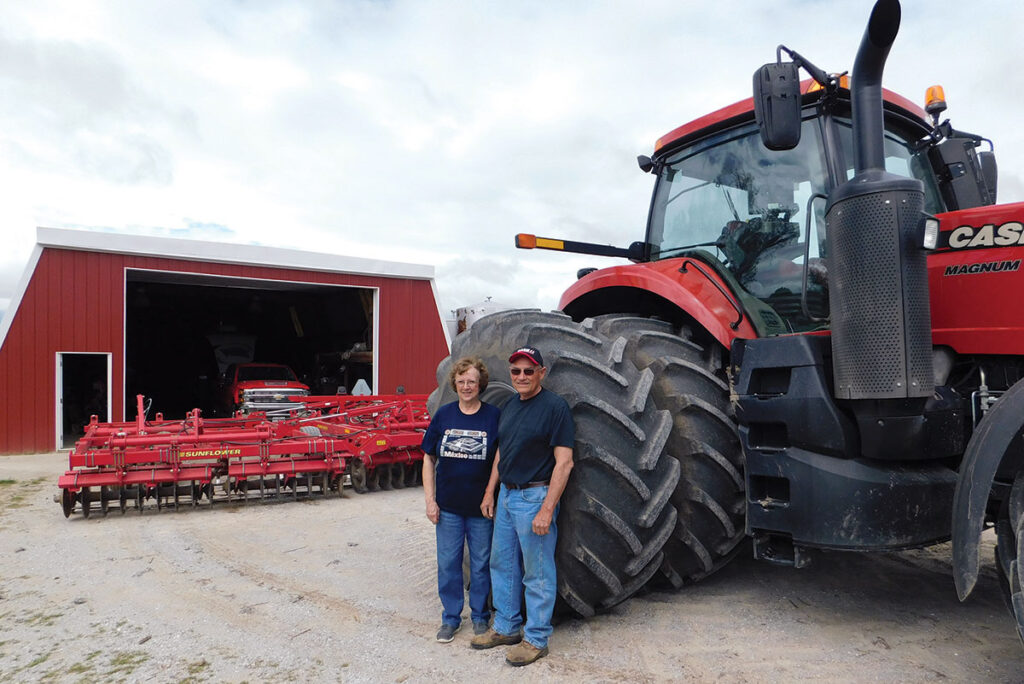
top-left (1, 452), bottom-right (1021, 683)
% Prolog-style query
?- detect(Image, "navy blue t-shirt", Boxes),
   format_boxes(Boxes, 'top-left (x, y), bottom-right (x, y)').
top-left (497, 388), bottom-right (574, 486)
top-left (421, 401), bottom-right (500, 517)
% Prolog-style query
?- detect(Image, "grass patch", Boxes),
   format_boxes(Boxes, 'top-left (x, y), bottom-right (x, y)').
top-left (26, 612), bottom-right (63, 627)
top-left (67, 662), bottom-right (95, 674)
top-left (39, 666), bottom-right (66, 682)
top-left (187, 659), bottom-right (210, 674)
top-left (251, 658), bottom-right (279, 668)
top-left (0, 476), bottom-right (51, 508)
top-left (176, 658), bottom-right (211, 684)
top-left (27, 651), bottom-right (50, 668)
top-left (106, 650), bottom-right (149, 676)
top-left (175, 658), bottom-right (211, 681)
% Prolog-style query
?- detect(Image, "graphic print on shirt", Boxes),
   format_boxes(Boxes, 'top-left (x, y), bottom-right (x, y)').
top-left (440, 428), bottom-right (488, 460)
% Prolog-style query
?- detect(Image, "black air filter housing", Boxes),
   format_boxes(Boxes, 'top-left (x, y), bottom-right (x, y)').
top-left (825, 170), bottom-right (934, 400)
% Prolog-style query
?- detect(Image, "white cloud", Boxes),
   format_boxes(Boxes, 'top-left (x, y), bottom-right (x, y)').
top-left (0, 0), bottom-right (1021, 320)
top-left (199, 50), bottom-right (311, 110)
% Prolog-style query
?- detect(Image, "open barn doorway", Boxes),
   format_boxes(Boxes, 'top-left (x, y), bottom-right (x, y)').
top-left (57, 352), bottom-right (110, 448)
top-left (124, 270), bottom-right (376, 419)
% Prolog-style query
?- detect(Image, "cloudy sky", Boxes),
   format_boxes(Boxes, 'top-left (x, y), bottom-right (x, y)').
top-left (1, 0), bottom-right (1021, 323)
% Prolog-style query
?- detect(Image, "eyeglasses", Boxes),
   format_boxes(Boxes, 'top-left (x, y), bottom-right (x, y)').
top-left (455, 380), bottom-right (479, 387)
top-left (509, 367), bottom-right (537, 376)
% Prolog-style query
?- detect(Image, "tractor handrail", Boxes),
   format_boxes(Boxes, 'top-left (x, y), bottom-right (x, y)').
top-left (678, 258), bottom-right (745, 330)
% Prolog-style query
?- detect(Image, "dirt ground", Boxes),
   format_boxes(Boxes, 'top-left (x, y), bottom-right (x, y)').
top-left (1, 453), bottom-right (1022, 683)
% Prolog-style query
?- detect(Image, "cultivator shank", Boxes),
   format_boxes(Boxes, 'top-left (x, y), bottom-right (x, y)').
top-left (57, 394), bottom-right (429, 518)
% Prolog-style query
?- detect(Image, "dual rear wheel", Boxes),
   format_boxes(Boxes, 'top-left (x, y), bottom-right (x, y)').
top-left (429, 309), bottom-right (745, 616)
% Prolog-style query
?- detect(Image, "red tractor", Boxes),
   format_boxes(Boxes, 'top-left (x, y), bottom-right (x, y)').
top-left (431, 0), bottom-right (1024, 641)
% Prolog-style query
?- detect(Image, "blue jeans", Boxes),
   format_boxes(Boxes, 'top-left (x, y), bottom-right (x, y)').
top-left (490, 484), bottom-right (558, 648)
top-left (436, 509), bottom-right (493, 627)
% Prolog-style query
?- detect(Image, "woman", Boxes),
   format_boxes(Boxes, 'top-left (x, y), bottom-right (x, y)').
top-left (421, 357), bottom-right (500, 643)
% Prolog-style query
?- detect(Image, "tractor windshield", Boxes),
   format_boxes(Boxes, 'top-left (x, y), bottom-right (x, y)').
top-left (647, 117), bottom-right (941, 334)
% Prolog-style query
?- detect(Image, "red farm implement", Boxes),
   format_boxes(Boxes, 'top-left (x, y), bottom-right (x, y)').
top-left (57, 394), bottom-right (430, 517)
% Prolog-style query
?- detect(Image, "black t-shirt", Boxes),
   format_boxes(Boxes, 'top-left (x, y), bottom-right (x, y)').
top-left (421, 401), bottom-right (500, 517)
top-left (497, 388), bottom-right (574, 486)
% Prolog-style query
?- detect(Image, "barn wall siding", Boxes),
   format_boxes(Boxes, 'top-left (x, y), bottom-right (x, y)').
top-left (0, 247), bottom-right (448, 455)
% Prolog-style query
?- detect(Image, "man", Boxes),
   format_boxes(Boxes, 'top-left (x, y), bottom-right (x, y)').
top-left (471, 345), bottom-right (574, 667)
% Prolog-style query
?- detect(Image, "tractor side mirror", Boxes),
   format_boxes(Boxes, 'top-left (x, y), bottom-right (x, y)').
top-left (978, 150), bottom-right (998, 204)
top-left (753, 62), bottom-right (801, 151)
top-left (627, 241), bottom-right (649, 262)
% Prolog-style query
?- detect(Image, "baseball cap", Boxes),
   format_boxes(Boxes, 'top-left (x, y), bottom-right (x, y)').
top-left (508, 346), bottom-right (544, 367)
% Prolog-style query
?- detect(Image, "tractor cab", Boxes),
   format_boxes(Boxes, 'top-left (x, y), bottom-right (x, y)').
top-left (521, 80), bottom-right (995, 340)
top-left (651, 84), bottom-right (954, 333)
top-left (646, 102), bottom-right (943, 333)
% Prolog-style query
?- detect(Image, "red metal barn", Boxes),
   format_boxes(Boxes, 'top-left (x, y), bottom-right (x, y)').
top-left (0, 228), bottom-right (451, 454)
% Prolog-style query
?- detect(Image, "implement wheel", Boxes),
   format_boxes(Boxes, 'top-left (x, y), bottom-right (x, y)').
top-left (330, 473), bottom-right (345, 498)
top-left (392, 463), bottom-right (406, 489)
top-left (429, 310), bottom-right (680, 617)
top-left (349, 460), bottom-right (368, 494)
top-left (591, 316), bottom-right (745, 588)
top-left (405, 462), bottom-right (422, 487)
top-left (367, 467), bottom-right (380, 491)
top-left (80, 487), bottom-right (91, 519)
top-left (61, 489), bottom-right (75, 518)
top-left (378, 463), bottom-right (393, 491)
top-left (996, 470), bottom-right (1024, 644)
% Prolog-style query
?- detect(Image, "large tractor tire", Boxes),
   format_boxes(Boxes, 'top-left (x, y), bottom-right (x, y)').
top-left (430, 309), bottom-right (680, 617)
top-left (996, 470), bottom-right (1024, 644)
top-left (590, 316), bottom-right (746, 588)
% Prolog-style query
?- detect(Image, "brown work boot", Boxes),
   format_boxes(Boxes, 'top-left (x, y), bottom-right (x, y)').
top-left (470, 628), bottom-right (522, 650)
top-left (505, 640), bottom-right (548, 666)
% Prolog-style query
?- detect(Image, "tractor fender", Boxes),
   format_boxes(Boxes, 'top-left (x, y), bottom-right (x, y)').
top-left (952, 376), bottom-right (1024, 601)
top-left (558, 261), bottom-right (759, 347)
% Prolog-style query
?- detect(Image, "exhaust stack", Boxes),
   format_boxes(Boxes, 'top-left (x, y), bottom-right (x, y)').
top-left (850, 0), bottom-right (901, 174)
top-left (825, 0), bottom-right (934, 401)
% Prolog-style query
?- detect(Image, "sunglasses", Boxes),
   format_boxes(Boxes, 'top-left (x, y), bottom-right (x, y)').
top-left (509, 367), bottom-right (537, 376)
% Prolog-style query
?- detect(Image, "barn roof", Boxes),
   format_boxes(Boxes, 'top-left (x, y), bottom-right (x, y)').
top-left (37, 227), bottom-right (434, 279)
top-left (0, 227), bottom-right (439, 351)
